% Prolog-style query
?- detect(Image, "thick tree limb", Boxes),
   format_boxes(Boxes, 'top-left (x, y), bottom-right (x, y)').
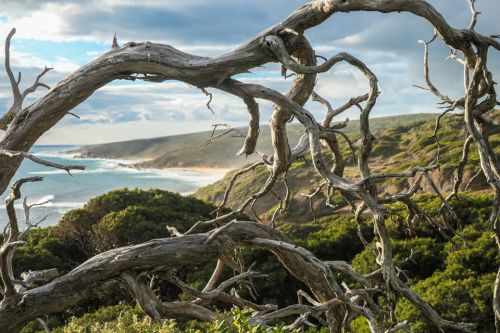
top-left (0, 221), bottom-right (380, 332)
top-left (0, 1), bottom-right (497, 331)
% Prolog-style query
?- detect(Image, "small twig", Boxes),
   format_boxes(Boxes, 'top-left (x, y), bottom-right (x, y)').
top-left (205, 220), bottom-right (236, 244)
top-left (212, 161), bottom-right (265, 215)
top-left (35, 318), bottom-right (51, 333)
top-left (416, 31), bottom-right (454, 104)
top-left (201, 87), bottom-right (215, 113)
top-left (1, 177), bottom-right (44, 297)
top-left (358, 165), bottom-right (439, 185)
top-left (202, 123), bottom-right (245, 149)
top-left (111, 33), bottom-right (120, 49)
top-left (465, 169), bottom-right (483, 190)
top-left (21, 66), bottom-right (52, 100)
top-left (467, 0), bottom-right (480, 31)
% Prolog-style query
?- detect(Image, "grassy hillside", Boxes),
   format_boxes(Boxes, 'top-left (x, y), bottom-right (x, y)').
top-left (73, 114), bottom-right (434, 169)
top-left (194, 114), bottom-right (500, 224)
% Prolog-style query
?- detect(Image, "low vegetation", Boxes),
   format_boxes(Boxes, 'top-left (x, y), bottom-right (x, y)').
top-left (195, 115), bottom-right (500, 224)
top-left (14, 188), bottom-right (497, 332)
top-left (73, 114), bottom-right (434, 169)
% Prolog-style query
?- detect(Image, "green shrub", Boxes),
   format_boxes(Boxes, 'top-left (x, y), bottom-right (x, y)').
top-left (352, 237), bottom-right (444, 280)
top-left (56, 305), bottom-right (178, 333)
top-left (396, 272), bottom-right (495, 333)
top-left (66, 189), bottom-right (217, 253)
top-left (294, 216), bottom-right (373, 261)
top-left (55, 306), bottom-right (296, 333)
top-left (394, 205), bottom-right (497, 332)
top-left (14, 190), bottom-right (499, 332)
top-left (13, 227), bottom-right (80, 276)
top-left (445, 225), bottom-right (498, 277)
top-left (192, 307), bottom-right (294, 333)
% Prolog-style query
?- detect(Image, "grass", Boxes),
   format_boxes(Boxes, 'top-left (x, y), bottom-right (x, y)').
top-left (194, 113), bottom-right (500, 224)
top-left (75, 114), bottom-right (436, 169)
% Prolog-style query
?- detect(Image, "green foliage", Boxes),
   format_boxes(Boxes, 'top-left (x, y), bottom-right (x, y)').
top-left (13, 188), bottom-right (499, 332)
top-left (13, 189), bottom-right (221, 330)
top-left (393, 200), bottom-right (498, 333)
top-left (56, 208), bottom-right (97, 257)
top-left (21, 317), bottom-right (63, 333)
top-left (384, 193), bottom-right (493, 240)
top-left (55, 306), bottom-right (296, 333)
top-left (347, 192), bottom-right (498, 332)
top-left (291, 216), bottom-right (373, 261)
top-left (56, 188), bottom-right (216, 253)
top-left (84, 188), bottom-right (212, 222)
top-left (445, 225), bottom-right (498, 276)
top-left (93, 205), bottom-right (170, 251)
top-left (396, 272), bottom-right (495, 333)
top-left (191, 307), bottom-right (294, 333)
top-left (348, 317), bottom-right (371, 333)
top-left (53, 304), bottom-right (179, 333)
top-left (13, 227), bottom-right (81, 276)
top-left (238, 247), bottom-right (305, 307)
top-left (352, 237), bottom-right (444, 280)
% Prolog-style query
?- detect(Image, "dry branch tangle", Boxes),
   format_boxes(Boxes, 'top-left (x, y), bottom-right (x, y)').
top-left (0, 0), bottom-right (498, 332)
top-left (0, 222), bottom-right (358, 331)
top-left (0, 0), bottom-right (498, 194)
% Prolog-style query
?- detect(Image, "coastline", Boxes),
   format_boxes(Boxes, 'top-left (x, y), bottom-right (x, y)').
top-left (70, 152), bottom-right (233, 175)
top-left (0, 146), bottom-right (232, 229)
top-left (154, 166), bottom-right (233, 174)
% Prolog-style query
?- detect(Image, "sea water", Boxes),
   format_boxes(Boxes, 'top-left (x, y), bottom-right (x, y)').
top-left (0, 145), bottom-right (226, 229)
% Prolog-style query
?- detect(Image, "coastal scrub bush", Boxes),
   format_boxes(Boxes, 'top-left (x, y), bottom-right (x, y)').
top-left (51, 306), bottom-right (298, 333)
top-left (352, 237), bottom-right (444, 280)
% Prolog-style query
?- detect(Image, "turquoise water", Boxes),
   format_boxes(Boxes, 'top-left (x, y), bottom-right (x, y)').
top-left (0, 146), bottom-right (226, 228)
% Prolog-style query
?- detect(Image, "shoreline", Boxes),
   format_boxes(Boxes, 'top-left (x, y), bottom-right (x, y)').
top-left (154, 166), bottom-right (233, 174)
top-left (1, 148), bottom-right (231, 229)
top-left (114, 160), bottom-right (233, 175)
top-left (65, 151), bottom-right (233, 175)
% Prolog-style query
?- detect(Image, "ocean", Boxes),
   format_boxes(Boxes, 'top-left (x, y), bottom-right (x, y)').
top-left (0, 145), bottom-right (226, 229)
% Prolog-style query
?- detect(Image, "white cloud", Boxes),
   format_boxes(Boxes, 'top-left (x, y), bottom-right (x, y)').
top-left (0, 0), bottom-right (498, 145)
top-left (0, 4), bottom-right (89, 42)
top-left (37, 119), bottom-right (246, 145)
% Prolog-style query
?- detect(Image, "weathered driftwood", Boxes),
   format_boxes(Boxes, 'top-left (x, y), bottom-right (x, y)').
top-left (0, 0), bottom-right (498, 332)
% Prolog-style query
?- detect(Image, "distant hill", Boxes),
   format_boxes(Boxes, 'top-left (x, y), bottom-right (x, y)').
top-left (72, 114), bottom-right (435, 169)
top-left (194, 114), bottom-right (500, 224)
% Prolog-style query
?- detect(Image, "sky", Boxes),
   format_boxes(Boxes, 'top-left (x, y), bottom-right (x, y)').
top-left (0, 0), bottom-right (498, 145)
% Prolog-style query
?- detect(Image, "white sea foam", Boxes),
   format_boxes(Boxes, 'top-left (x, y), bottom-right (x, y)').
top-left (1, 201), bottom-right (86, 210)
top-left (33, 151), bottom-right (75, 158)
top-left (29, 169), bottom-right (113, 175)
top-left (29, 170), bottom-right (73, 175)
top-left (0, 146), bottom-right (227, 228)
top-left (0, 195), bottom-right (84, 211)
top-left (32, 150), bottom-right (226, 182)
top-left (34, 150), bottom-right (136, 166)
top-left (134, 171), bottom-right (225, 185)
top-left (33, 194), bottom-right (56, 204)
top-left (42, 202), bottom-right (86, 208)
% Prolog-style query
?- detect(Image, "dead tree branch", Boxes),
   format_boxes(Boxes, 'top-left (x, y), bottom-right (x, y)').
top-left (0, 0), bottom-right (498, 331)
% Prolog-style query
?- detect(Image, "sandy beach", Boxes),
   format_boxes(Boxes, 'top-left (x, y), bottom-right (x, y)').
top-left (156, 166), bottom-right (233, 174)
